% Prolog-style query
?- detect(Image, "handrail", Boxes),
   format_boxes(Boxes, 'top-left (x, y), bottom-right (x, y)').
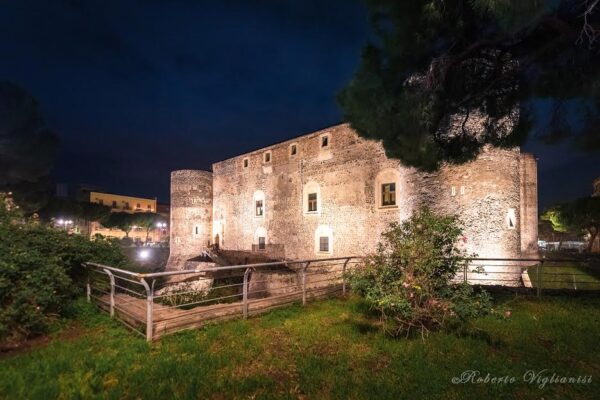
top-left (84, 256), bottom-right (599, 280)
top-left (84, 256), bottom-right (363, 279)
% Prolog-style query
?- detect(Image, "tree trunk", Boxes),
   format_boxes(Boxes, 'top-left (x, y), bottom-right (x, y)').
top-left (145, 227), bottom-right (150, 243)
top-left (586, 227), bottom-right (598, 253)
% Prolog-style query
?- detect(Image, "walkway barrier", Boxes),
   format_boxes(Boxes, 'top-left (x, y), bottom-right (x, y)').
top-left (84, 256), bottom-right (600, 341)
top-left (84, 257), bottom-right (361, 341)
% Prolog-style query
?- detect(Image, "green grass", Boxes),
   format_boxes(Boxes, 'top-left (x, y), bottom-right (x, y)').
top-left (528, 264), bottom-right (600, 290)
top-left (1, 294), bottom-right (599, 399)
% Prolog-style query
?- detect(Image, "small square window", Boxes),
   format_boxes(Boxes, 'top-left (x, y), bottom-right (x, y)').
top-left (290, 144), bottom-right (297, 156)
top-left (321, 136), bottom-right (329, 148)
top-left (264, 152), bottom-right (271, 163)
top-left (308, 193), bottom-right (317, 212)
top-left (243, 158), bottom-right (249, 168)
top-left (319, 236), bottom-right (329, 252)
top-left (381, 183), bottom-right (396, 206)
top-left (258, 237), bottom-right (266, 250)
top-left (255, 200), bottom-right (264, 217)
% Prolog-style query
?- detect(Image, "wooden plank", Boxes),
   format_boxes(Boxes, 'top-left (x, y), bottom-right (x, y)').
top-left (98, 284), bottom-right (343, 340)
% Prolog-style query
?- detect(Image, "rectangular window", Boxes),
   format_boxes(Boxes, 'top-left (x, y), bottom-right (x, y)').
top-left (321, 136), bottom-right (329, 148)
top-left (381, 183), bottom-right (396, 206)
top-left (255, 200), bottom-right (263, 217)
top-left (319, 236), bottom-right (329, 252)
top-left (290, 144), bottom-right (297, 156)
top-left (112, 201), bottom-right (117, 208)
top-left (264, 152), bottom-right (271, 163)
top-left (98, 199), bottom-right (104, 205)
top-left (451, 186), bottom-right (456, 196)
top-left (124, 202), bottom-right (130, 210)
top-left (136, 203), bottom-right (141, 209)
top-left (308, 193), bottom-right (317, 212)
top-left (243, 158), bottom-right (249, 168)
top-left (258, 236), bottom-right (266, 250)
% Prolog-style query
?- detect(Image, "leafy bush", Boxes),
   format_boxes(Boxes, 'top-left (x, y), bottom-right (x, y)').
top-left (347, 207), bottom-right (491, 337)
top-left (0, 194), bottom-right (132, 347)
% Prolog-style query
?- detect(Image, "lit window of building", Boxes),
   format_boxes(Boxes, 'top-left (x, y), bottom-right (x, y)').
top-left (319, 236), bottom-right (329, 252)
top-left (308, 193), bottom-right (317, 212)
top-left (381, 183), bottom-right (396, 206)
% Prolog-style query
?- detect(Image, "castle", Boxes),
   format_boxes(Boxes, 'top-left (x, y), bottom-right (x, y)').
top-left (167, 124), bottom-right (538, 283)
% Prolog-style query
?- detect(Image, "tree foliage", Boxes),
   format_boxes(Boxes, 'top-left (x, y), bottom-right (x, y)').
top-left (0, 81), bottom-right (59, 211)
top-left (542, 196), bottom-right (600, 251)
top-left (338, 0), bottom-right (600, 171)
top-left (132, 212), bottom-right (165, 243)
top-left (347, 207), bottom-right (491, 337)
top-left (102, 212), bottom-right (136, 237)
top-left (0, 194), bottom-right (131, 347)
top-left (38, 198), bottom-right (111, 224)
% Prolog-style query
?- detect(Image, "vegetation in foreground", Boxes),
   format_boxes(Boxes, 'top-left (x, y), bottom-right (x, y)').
top-left (1, 294), bottom-right (599, 399)
top-left (0, 195), bottom-right (133, 348)
top-left (348, 208), bottom-right (491, 337)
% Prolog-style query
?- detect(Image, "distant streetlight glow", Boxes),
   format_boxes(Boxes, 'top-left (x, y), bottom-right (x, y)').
top-left (138, 249), bottom-right (151, 260)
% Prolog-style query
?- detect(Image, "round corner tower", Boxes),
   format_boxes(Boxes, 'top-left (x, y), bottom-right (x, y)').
top-left (167, 170), bottom-right (213, 270)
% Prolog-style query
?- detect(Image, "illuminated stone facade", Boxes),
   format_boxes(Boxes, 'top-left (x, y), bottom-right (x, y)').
top-left (168, 124), bottom-right (538, 284)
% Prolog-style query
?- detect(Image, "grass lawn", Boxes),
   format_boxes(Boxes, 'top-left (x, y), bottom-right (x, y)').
top-left (1, 294), bottom-right (599, 399)
top-left (528, 264), bottom-right (600, 290)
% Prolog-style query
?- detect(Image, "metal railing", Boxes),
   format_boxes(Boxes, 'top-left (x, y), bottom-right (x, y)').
top-left (84, 256), bottom-right (361, 341)
top-left (84, 256), bottom-right (600, 341)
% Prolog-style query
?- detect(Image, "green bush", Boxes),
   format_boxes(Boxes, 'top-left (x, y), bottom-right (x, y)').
top-left (347, 207), bottom-right (491, 337)
top-left (0, 195), bottom-right (131, 347)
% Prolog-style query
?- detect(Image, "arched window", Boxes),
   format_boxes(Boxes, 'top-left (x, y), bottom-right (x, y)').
top-left (254, 227), bottom-right (267, 251)
top-left (253, 190), bottom-right (265, 218)
top-left (375, 168), bottom-right (401, 209)
top-left (314, 225), bottom-right (333, 255)
top-left (303, 181), bottom-right (321, 215)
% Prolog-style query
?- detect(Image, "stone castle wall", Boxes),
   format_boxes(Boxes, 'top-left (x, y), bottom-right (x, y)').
top-left (167, 170), bottom-right (213, 270)
top-left (169, 124), bottom-right (538, 284)
top-left (210, 124), bottom-right (536, 262)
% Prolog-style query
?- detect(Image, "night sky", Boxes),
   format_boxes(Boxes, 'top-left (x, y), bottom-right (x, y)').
top-left (1, 0), bottom-right (597, 208)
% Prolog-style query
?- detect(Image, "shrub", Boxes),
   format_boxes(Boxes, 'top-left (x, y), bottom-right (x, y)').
top-left (0, 194), bottom-right (132, 347)
top-left (347, 207), bottom-right (491, 337)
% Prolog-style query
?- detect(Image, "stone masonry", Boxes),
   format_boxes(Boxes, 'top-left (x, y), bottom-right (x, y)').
top-left (167, 123), bottom-right (538, 285)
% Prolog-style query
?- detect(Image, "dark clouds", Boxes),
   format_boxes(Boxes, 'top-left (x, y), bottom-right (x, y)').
top-left (0, 0), bottom-right (596, 206)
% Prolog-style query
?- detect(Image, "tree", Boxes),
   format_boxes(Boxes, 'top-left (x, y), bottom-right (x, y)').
top-left (102, 212), bottom-right (135, 238)
top-left (338, 0), bottom-right (600, 171)
top-left (542, 197), bottom-right (600, 252)
top-left (0, 81), bottom-right (59, 211)
top-left (347, 207), bottom-right (491, 337)
top-left (132, 212), bottom-right (164, 243)
top-left (0, 194), bottom-right (131, 347)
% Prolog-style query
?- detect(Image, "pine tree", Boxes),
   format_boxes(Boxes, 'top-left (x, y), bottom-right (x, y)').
top-left (338, 0), bottom-right (600, 171)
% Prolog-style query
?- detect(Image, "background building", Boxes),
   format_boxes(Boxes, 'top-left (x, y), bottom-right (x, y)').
top-left (88, 191), bottom-right (167, 243)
